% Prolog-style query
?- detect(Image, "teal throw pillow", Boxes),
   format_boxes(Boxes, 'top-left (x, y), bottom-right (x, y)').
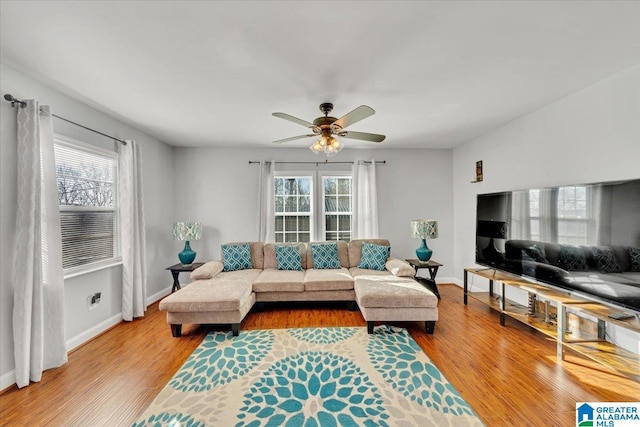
top-left (311, 242), bottom-right (341, 269)
top-left (357, 242), bottom-right (390, 271)
top-left (275, 244), bottom-right (302, 271)
top-left (629, 247), bottom-right (640, 272)
top-left (591, 247), bottom-right (622, 273)
top-left (222, 243), bottom-right (252, 272)
top-left (558, 245), bottom-right (588, 271)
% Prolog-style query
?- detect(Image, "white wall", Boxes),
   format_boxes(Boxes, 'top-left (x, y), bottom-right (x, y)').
top-left (452, 64), bottom-right (640, 350)
top-left (0, 64), bottom-right (175, 388)
top-left (172, 147), bottom-right (454, 277)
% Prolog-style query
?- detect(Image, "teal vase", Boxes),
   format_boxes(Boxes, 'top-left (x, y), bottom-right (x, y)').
top-left (178, 241), bottom-right (196, 266)
top-left (416, 239), bottom-right (433, 261)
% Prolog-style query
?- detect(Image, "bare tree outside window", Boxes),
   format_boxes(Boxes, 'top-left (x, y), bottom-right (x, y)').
top-left (54, 141), bottom-right (118, 271)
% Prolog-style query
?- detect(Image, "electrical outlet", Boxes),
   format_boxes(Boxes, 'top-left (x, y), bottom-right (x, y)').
top-left (87, 292), bottom-right (101, 311)
top-left (87, 295), bottom-right (97, 311)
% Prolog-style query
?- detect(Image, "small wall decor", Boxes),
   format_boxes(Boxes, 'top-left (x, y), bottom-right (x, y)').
top-left (473, 160), bottom-right (483, 183)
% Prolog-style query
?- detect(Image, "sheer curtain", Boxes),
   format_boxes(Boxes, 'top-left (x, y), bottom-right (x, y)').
top-left (351, 160), bottom-right (379, 238)
top-left (539, 188), bottom-right (558, 242)
top-left (510, 190), bottom-right (531, 239)
top-left (257, 160), bottom-right (275, 242)
top-left (13, 100), bottom-right (67, 388)
top-left (587, 185), bottom-right (613, 246)
top-left (119, 139), bottom-right (147, 321)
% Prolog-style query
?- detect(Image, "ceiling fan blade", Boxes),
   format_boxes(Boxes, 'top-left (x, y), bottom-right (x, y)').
top-left (332, 105), bottom-right (375, 130)
top-left (340, 130), bottom-right (386, 143)
top-left (273, 134), bottom-right (317, 144)
top-left (272, 112), bottom-right (316, 129)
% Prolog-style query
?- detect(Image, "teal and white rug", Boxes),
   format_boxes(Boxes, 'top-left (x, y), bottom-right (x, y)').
top-left (134, 326), bottom-right (483, 426)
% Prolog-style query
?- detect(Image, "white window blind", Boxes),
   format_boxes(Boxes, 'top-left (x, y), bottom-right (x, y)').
top-left (54, 139), bottom-right (119, 272)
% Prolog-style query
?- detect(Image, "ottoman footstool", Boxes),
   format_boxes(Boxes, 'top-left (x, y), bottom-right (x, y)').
top-left (158, 277), bottom-right (255, 337)
top-left (354, 276), bottom-right (439, 334)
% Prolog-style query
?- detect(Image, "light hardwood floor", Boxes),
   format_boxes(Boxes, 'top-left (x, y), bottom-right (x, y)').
top-left (1, 284), bottom-right (638, 426)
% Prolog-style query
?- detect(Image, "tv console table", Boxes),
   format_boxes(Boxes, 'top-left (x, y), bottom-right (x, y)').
top-left (464, 267), bottom-right (640, 382)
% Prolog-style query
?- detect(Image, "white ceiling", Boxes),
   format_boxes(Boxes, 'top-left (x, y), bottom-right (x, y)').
top-left (1, 1), bottom-right (639, 149)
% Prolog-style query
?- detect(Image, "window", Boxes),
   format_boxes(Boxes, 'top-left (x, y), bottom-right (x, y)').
top-left (274, 173), bottom-right (352, 242)
top-left (54, 136), bottom-right (120, 274)
top-left (557, 186), bottom-right (588, 245)
top-left (528, 186), bottom-right (588, 245)
top-left (322, 176), bottom-right (352, 241)
top-left (274, 176), bottom-right (312, 242)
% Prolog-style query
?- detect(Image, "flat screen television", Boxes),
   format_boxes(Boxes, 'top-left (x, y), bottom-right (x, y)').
top-left (475, 178), bottom-right (640, 313)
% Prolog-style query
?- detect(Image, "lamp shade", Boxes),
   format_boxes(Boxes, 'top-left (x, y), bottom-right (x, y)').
top-left (411, 220), bottom-right (438, 239)
top-left (173, 222), bottom-right (202, 241)
top-left (477, 220), bottom-right (507, 239)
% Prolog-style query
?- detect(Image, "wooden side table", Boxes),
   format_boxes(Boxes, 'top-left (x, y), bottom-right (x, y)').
top-left (406, 259), bottom-right (442, 299)
top-left (166, 262), bottom-right (204, 293)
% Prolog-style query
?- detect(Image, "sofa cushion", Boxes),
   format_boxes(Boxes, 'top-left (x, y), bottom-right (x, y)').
top-left (591, 247), bottom-right (622, 273)
top-left (354, 276), bottom-right (438, 308)
top-left (558, 245), bottom-right (589, 271)
top-left (304, 267), bottom-right (354, 291)
top-left (253, 269), bottom-right (305, 292)
top-left (222, 242), bottom-right (253, 271)
top-left (349, 267), bottom-right (392, 278)
top-left (357, 242), bottom-right (390, 271)
top-left (159, 271), bottom-right (257, 312)
top-left (310, 242), bottom-right (341, 269)
top-left (275, 244), bottom-right (303, 271)
top-left (348, 239), bottom-right (391, 268)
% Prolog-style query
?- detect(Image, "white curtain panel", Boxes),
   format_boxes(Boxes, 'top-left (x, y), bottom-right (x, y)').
top-left (587, 185), bottom-right (613, 246)
top-left (13, 100), bottom-right (67, 388)
top-left (539, 188), bottom-right (559, 242)
top-left (351, 160), bottom-right (379, 239)
top-left (257, 160), bottom-right (275, 242)
top-left (119, 140), bottom-right (147, 321)
top-left (510, 190), bottom-right (532, 240)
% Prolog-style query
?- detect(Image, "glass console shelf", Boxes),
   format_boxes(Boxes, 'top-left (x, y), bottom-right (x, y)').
top-left (464, 267), bottom-right (640, 382)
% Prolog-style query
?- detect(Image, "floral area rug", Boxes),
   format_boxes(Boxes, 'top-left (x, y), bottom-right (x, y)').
top-left (133, 326), bottom-right (484, 426)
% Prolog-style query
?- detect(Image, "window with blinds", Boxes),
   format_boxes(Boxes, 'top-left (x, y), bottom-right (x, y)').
top-left (54, 138), bottom-right (119, 272)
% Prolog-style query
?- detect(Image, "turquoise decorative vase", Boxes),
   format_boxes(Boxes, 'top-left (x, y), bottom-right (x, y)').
top-left (416, 239), bottom-right (433, 261)
top-left (178, 241), bottom-right (196, 266)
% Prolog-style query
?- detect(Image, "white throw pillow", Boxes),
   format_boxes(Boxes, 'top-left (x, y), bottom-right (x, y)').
top-left (190, 260), bottom-right (224, 280)
top-left (385, 258), bottom-right (416, 277)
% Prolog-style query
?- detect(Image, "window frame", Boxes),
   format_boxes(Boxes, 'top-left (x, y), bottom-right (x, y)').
top-left (273, 172), bottom-right (314, 243)
top-left (54, 134), bottom-right (122, 279)
top-left (320, 172), bottom-right (353, 242)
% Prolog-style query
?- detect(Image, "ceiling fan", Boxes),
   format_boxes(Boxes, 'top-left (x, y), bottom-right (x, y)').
top-left (272, 102), bottom-right (386, 156)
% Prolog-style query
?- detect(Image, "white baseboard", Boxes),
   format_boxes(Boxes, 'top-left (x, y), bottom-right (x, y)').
top-left (436, 277), bottom-right (463, 287)
top-left (66, 313), bottom-right (123, 352)
top-left (0, 369), bottom-right (16, 392)
top-left (148, 286), bottom-right (171, 306)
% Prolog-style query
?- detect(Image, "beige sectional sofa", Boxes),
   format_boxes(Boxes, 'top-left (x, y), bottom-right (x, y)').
top-left (159, 239), bottom-right (438, 337)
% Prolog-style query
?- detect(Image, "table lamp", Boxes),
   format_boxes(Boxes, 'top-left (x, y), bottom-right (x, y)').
top-left (477, 220), bottom-right (507, 263)
top-left (411, 219), bottom-right (438, 261)
top-left (173, 221), bottom-right (202, 266)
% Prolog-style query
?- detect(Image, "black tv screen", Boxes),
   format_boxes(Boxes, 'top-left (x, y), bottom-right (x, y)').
top-left (475, 178), bottom-right (640, 313)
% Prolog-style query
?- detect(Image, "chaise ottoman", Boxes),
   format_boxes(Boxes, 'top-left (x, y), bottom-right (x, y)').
top-left (354, 275), bottom-right (439, 334)
top-left (158, 270), bottom-right (259, 337)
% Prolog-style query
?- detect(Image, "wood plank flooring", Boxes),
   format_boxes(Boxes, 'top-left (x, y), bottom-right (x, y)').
top-left (1, 284), bottom-right (638, 426)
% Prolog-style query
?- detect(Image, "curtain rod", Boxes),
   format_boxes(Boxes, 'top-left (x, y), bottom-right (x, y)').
top-left (4, 94), bottom-right (127, 146)
top-left (249, 160), bottom-right (386, 165)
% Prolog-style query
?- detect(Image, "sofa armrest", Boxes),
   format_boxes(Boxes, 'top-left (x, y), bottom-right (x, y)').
top-left (385, 258), bottom-right (416, 277)
top-left (190, 260), bottom-right (224, 280)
